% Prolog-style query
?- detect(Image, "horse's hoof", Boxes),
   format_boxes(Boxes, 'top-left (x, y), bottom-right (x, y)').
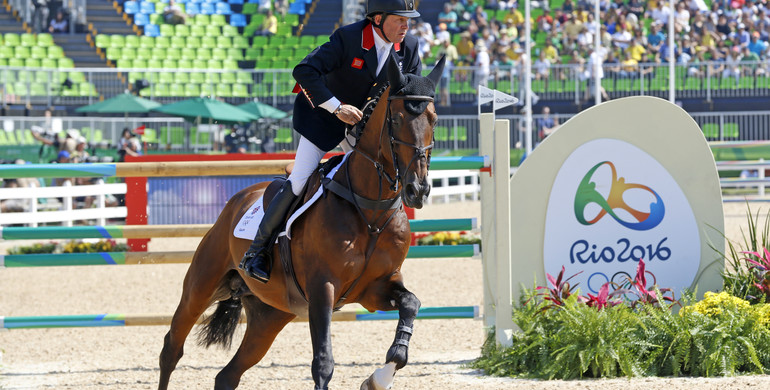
top-left (360, 363), bottom-right (396, 390)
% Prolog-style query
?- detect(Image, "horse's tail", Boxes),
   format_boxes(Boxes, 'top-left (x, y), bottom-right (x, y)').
top-left (196, 273), bottom-right (247, 349)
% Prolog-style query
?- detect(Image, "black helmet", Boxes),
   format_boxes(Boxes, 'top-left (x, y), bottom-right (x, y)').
top-left (366, 0), bottom-right (420, 18)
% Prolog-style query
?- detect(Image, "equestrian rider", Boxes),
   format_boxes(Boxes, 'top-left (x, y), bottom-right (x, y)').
top-left (239, 0), bottom-right (423, 283)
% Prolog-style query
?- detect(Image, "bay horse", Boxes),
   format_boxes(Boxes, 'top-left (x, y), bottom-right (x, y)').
top-left (158, 56), bottom-right (445, 390)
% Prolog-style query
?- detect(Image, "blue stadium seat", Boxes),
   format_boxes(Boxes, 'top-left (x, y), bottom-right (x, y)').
top-left (200, 2), bottom-right (215, 14)
top-left (124, 1), bottom-right (140, 14)
top-left (215, 3), bottom-right (232, 14)
top-left (144, 23), bottom-right (160, 37)
top-left (228, 0), bottom-right (244, 4)
top-left (139, 1), bottom-right (155, 14)
top-left (186, 2), bottom-right (200, 14)
top-left (289, 2), bottom-right (306, 15)
top-left (135, 13), bottom-right (150, 26)
top-left (230, 13), bottom-right (246, 27)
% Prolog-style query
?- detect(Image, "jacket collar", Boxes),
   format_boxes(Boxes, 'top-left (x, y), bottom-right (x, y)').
top-left (362, 22), bottom-right (400, 52)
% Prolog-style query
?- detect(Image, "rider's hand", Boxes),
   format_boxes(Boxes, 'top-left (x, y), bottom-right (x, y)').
top-left (335, 104), bottom-right (363, 126)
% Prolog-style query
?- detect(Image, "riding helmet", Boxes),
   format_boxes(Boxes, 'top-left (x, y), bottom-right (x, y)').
top-left (366, 0), bottom-right (420, 18)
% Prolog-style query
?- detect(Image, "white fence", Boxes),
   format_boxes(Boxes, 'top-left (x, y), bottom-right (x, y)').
top-left (0, 179), bottom-right (126, 227)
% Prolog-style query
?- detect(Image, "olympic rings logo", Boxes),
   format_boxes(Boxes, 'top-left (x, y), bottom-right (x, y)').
top-left (574, 161), bottom-right (665, 231)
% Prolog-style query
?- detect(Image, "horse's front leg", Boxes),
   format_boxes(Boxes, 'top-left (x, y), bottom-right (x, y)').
top-left (308, 279), bottom-right (336, 390)
top-left (361, 281), bottom-right (420, 390)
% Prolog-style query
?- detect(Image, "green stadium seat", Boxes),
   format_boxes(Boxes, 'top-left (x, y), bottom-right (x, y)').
top-left (262, 47), bottom-right (278, 58)
top-left (110, 35), bottom-right (125, 48)
top-left (79, 82), bottom-right (98, 97)
top-left (274, 127), bottom-right (293, 143)
top-left (190, 24), bottom-right (205, 37)
top-left (211, 14), bottom-right (226, 26)
top-left (738, 76), bottom-right (755, 89)
top-left (207, 59), bottom-right (223, 69)
top-left (227, 48), bottom-right (243, 60)
top-left (180, 47), bottom-right (196, 60)
top-left (150, 14), bottom-right (164, 26)
top-left (216, 84), bottom-right (232, 97)
top-left (128, 71), bottom-right (143, 83)
top-left (252, 35), bottom-right (268, 47)
top-left (125, 35), bottom-right (140, 48)
top-left (95, 34), bottom-right (110, 49)
top-left (201, 36), bottom-right (216, 49)
top-left (155, 35), bottom-right (170, 48)
top-left (276, 24), bottom-right (292, 37)
top-left (221, 72), bottom-right (236, 84)
top-left (0, 45), bottom-right (13, 58)
top-left (242, 3), bottom-right (258, 14)
top-left (211, 48), bottom-right (227, 60)
top-left (720, 77), bottom-right (738, 89)
top-left (34, 70), bottom-right (49, 83)
top-left (47, 46), bottom-right (64, 59)
top-left (30, 46), bottom-right (47, 59)
top-left (166, 47), bottom-right (181, 59)
top-left (232, 36), bottom-right (249, 49)
top-left (41, 58), bottom-right (57, 68)
top-left (116, 59), bottom-right (133, 68)
top-left (205, 25), bottom-right (221, 37)
top-left (175, 24), bottom-right (190, 36)
top-left (216, 36), bottom-right (231, 48)
top-left (20, 33), bottom-right (35, 46)
top-left (58, 58), bottom-right (74, 68)
top-left (192, 59), bottom-right (208, 69)
top-left (174, 71), bottom-right (190, 83)
top-left (195, 14), bottom-right (210, 25)
top-left (200, 83), bottom-right (215, 96)
top-left (159, 24), bottom-right (174, 37)
top-left (299, 35), bottom-right (315, 46)
top-left (232, 83), bottom-right (249, 97)
top-left (184, 36), bottom-right (200, 48)
top-left (236, 72), bottom-right (252, 84)
top-left (4, 33), bottom-right (20, 46)
top-left (134, 59), bottom-right (148, 68)
top-left (14, 46), bottom-right (30, 59)
top-left (37, 33), bottom-right (54, 47)
top-left (136, 47), bottom-right (152, 60)
top-left (121, 47), bottom-right (137, 60)
top-left (245, 47), bottom-right (259, 60)
top-left (158, 71), bottom-right (174, 83)
top-left (142, 128), bottom-right (158, 143)
top-left (222, 59), bottom-right (238, 70)
top-left (283, 36), bottom-right (299, 48)
top-left (184, 83), bottom-right (200, 97)
top-left (222, 25), bottom-right (238, 37)
top-left (283, 14), bottom-right (299, 26)
top-left (189, 72), bottom-right (204, 84)
top-left (315, 35), bottom-right (329, 45)
top-left (30, 82), bottom-right (46, 96)
top-left (162, 59), bottom-right (178, 68)
top-left (169, 83), bottom-right (184, 96)
top-left (724, 122), bottom-right (739, 138)
top-left (16, 70), bottom-right (32, 82)
top-left (170, 36), bottom-right (186, 48)
top-left (178, 59), bottom-right (193, 69)
top-left (205, 71), bottom-right (220, 83)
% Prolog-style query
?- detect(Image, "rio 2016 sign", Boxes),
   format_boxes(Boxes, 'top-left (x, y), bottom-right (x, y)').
top-left (509, 97), bottom-right (724, 302)
top-left (543, 139), bottom-right (701, 294)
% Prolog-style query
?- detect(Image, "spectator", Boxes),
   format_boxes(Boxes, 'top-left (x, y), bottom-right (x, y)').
top-left (48, 10), bottom-right (68, 34)
top-left (436, 39), bottom-right (459, 106)
top-left (434, 22), bottom-right (451, 45)
top-left (628, 38), bottom-right (647, 61)
top-left (562, 13), bottom-right (583, 49)
top-left (500, 18), bottom-right (518, 42)
top-left (256, 9), bottom-right (278, 36)
top-left (438, 3), bottom-right (460, 34)
top-left (720, 46), bottom-right (743, 79)
top-left (258, 0), bottom-right (271, 13)
top-left (117, 128), bottom-right (142, 162)
top-left (534, 49), bottom-right (552, 80)
top-left (612, 25), bottom-right (633, 50)
top-left (747, 31), bottom-right (768, 56)
top-left (585, 47), bottom-right (611, 102)
top-left (536, 106), bottom-right (559, 142)
top-left (32, 127), bottom-right (77, 155)
top-left (740, 45), bottom-right (761, 76)
top-left (674, 2), bottom-right (692, 34)
top-left (225, 125), bottom-right (253, 153)
top-left (73, 137), bottom-right (90, 160)
top-left (273, 0), bottom-right (288, 17)
top-left (715, 13), bottom-right (732, 40)
top-left (647, 22), bottom-right (666, 56)
top-left (1, 179), bottom-right (25, 212)
top-left (471, 5), bottom-right (489, 30)
top-left (474, 40), bottom-right (491, 88)
top-left (628, 0), bottom-right (645, 18)
top-left (163, 0), bottom-right (187, 25)
top-left (31, 0), bottom-right (49, 33)
top-left (455, 31), bottom-right (474, 64)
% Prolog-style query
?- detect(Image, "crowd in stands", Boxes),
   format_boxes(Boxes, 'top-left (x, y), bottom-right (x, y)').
top-left (409, 0), bottom-right (770, 102)
top-left (30, 0), bottom-right (70, 34)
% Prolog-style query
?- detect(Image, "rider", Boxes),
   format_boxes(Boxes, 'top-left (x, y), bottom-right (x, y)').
top-left (239, 0), bottom-right (423, 283)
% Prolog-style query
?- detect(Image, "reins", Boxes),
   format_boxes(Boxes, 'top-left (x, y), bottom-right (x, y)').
top-left (330, 89), bottom-right (434, 308)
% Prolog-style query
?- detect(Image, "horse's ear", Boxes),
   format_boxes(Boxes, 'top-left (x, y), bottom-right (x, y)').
top-left (426, 55), bottom-right (446, 88)
top-left (386, 55), bottom-right (406, 92)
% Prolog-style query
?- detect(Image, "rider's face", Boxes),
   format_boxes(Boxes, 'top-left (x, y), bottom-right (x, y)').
top-left (376, 14), bottom-right (410, 43)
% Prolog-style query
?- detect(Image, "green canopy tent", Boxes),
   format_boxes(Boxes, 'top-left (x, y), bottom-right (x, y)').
top-left (75, 93), bottom-right (161, 114)
top-left (237, 100), bottom-right (290, 152)
top-left (151, 97), bottom-right (258, 150)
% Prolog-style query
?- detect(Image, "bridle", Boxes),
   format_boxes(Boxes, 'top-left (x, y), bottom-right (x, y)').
top-left (351, 91), bottom-right (435, 194)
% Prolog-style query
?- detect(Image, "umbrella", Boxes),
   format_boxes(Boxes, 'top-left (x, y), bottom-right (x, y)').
top-left (75, 93), bottom-right (161, 114)
top-left (152, 97), bottom-right (258, 124)
top-left (236, 100), bottom-right (289, 120)
top-left (152, 97), bottom-right (258, 150)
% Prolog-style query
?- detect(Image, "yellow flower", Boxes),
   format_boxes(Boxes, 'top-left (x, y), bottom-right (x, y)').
top-left (681, 291), bottom-right (750, 317)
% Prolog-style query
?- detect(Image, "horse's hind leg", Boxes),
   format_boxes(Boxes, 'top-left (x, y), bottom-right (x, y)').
top-left (361, 281), bottom-right (420, 390)
top-left (158, 232), bottom-right (231, 390)
top-left (214, 295), bottom-right (296, 390)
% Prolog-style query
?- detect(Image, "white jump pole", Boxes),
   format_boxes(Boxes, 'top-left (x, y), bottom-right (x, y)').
top-left (493, 118), bottom-right (514, 347)
top-left (479, 113), bottom-right (496, 331)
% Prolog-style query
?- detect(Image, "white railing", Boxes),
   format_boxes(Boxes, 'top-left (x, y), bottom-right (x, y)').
top-left (0, 179), bottom-right (127, 227)
top-left (427, 169), bottom-right (480, 204)
top-left (717, 159), bottom-right (769, 199)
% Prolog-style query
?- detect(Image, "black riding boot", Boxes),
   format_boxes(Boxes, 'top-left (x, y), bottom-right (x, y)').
top-left (238, 181), bottom-right (297, 283)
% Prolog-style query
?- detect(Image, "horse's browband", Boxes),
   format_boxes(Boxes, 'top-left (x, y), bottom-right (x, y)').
top-left (388, 95), bottom-right (434, 101)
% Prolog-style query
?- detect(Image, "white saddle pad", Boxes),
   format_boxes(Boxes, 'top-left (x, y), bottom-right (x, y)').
top-left (233, 152), bottom-right (349, 240)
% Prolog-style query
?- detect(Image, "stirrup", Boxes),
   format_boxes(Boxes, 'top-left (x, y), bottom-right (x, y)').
top-left (238, 249), bottom-right (271, 283)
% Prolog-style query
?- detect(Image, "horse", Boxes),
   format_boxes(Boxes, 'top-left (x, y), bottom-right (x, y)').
top-left (158, 56), bottom-right (446, 390)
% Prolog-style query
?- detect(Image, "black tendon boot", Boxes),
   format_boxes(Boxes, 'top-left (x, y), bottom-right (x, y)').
top-left (238, 181), bottom-right (297, 282)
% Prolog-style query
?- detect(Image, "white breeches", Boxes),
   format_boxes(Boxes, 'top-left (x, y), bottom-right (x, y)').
top-left (287, 133), bottom-right (357, 196)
